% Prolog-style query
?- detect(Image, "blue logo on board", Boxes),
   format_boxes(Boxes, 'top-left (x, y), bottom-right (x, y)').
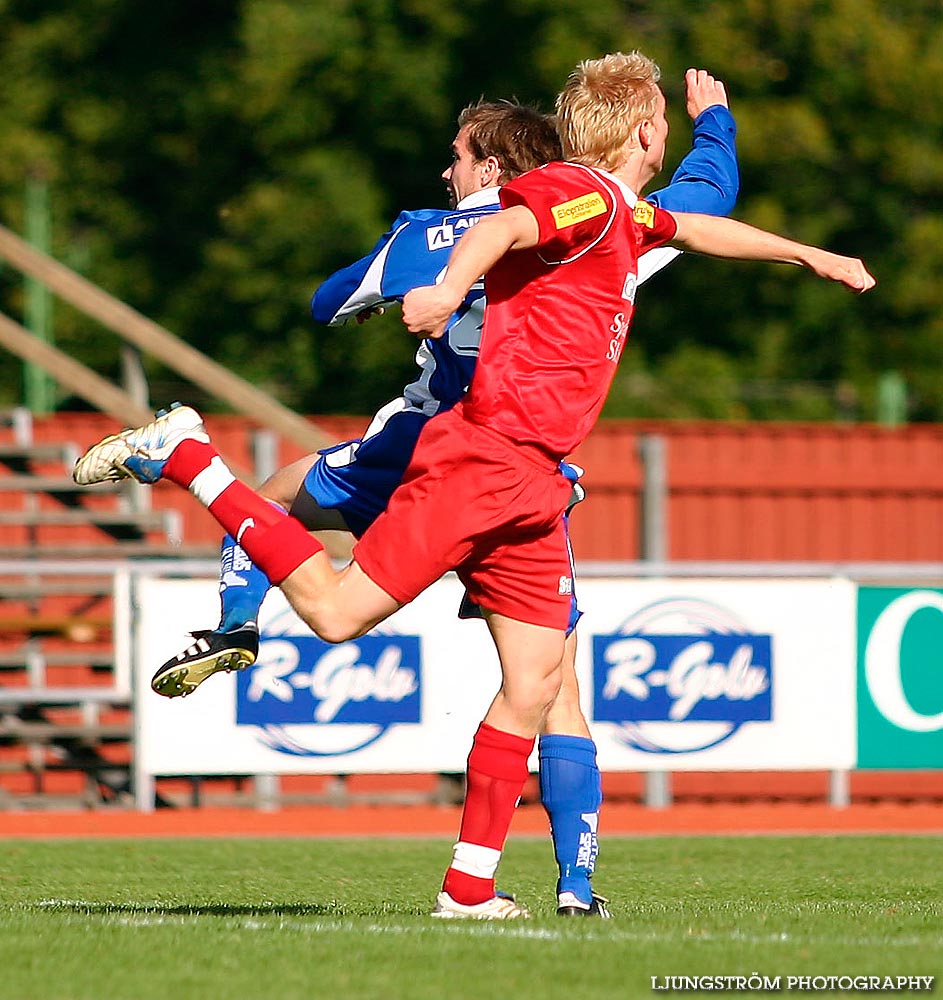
top-left (592, 597), bottom-right (772, 754)
top-left (236, 607), bottom-right (421, 757)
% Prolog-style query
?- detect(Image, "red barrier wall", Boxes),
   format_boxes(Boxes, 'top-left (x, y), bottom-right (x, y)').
top-left (19, 413), bottom-right (943, 562)
top-left (568, 420), bottom-right (943, 562)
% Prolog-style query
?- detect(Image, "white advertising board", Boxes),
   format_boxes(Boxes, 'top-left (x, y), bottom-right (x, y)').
top-left (136, 575), bottom-right (501, 775)
top-left (135, 575), bottom-right (856, 776)
top-left (576, 578), bottom-right (856, 770)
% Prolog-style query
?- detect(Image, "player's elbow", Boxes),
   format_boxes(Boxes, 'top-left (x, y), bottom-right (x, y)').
top-left (698, 179), bottom-right (739, 219)
top-left (310, 291), bottom-right (333, 325)
top-left (717, 195), bottom-right (737, 218)
top-left (717, 179), bottom-right (739, 217)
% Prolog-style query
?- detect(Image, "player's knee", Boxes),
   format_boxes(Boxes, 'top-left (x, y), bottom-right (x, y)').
top-left (538, 669), bottom-right (564, 716)
top-left (509, 662), bottom-right (563, 719)
top-left (279, 596), bottom-right (351, 644)
top-left (306, 601), bottom-right (372, 644)
top-left (313, 619), bottom-right (362, 645)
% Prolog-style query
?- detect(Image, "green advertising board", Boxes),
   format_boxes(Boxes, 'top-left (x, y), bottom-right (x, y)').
top-left (857, 588), bottom-right (943, 768)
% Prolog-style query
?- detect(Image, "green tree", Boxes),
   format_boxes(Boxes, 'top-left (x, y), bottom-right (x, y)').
top-left (619, 0), bottom-right (943, 420)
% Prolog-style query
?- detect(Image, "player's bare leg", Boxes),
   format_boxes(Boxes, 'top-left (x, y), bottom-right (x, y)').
top-left (73, 404), bottom-right (401, 647)
top-left (152, 452), bottom-right (355, 697)
top-left (434, 612), bottom-right (564, 919)
top-left (543, 631), bottom-right (590, 737)
top-left (277, 555), bottom-right (398, 644)
top-left (481, 613), bottom-right (565, 738)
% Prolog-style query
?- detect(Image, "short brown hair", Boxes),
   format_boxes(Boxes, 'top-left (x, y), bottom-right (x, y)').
top-left (457, 100), bottom-right (562, 181)
top-left (556, 51), bottom-right (661, 172)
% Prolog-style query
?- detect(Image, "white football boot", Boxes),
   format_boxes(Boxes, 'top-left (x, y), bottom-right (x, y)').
top-left (431, 891), bottom-right (530, 920)
top-left (73, 403), bottom-right (209, 485)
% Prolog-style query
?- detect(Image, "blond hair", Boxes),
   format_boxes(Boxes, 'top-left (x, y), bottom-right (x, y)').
top-left (555, 51), bottom-right (662, 172)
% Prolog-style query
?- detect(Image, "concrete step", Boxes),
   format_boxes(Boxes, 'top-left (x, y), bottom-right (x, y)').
top-left (0, 509), bottom-right (168, 530)
top-left (0, 650), bottom-right (115, 668)
top-left (0, 687), bottom-right (129, 705)
top-left (0, 442), bottom-right (75, 465)
top-left (0, 475), bottom-right (123, 494)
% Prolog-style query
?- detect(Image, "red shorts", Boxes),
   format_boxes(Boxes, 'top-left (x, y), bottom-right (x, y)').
top-left (353, 406), bottom-right (574, 629)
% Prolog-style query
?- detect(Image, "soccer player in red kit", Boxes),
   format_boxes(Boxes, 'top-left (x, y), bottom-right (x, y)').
top-left (74, 50), bottom-right (874, 918)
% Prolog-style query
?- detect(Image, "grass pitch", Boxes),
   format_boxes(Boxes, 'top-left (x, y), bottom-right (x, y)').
top-left (0, 835), bottom-right (939, 1000)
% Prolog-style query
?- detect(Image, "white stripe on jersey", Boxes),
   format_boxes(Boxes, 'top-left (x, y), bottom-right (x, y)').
top-left (328, 221), bottom-right (411, 324)
top-left (538, 163), bottom-right (621, 267)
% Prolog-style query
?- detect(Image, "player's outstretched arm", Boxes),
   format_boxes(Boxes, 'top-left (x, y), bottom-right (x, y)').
top-left (402, 206), bottom-right (539, 337)
top-left (670, 213), bottom-right (876, 293)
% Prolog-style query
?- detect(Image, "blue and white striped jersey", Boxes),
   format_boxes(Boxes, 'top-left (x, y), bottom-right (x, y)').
top-left (312, 188), bottom-right (500, 419)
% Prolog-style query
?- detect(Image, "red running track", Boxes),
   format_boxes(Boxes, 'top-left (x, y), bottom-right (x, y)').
top-left (1, 802), bottom-right (942, 838)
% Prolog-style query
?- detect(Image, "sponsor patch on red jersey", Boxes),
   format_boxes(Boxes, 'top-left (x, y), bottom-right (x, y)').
top-left (633, 200), bottom-right (656, 228)
top-left (551, 192), bottom-right (607, 229)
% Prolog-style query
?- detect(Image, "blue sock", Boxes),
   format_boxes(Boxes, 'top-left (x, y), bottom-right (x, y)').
top-left (539, 734), bottom-right (602, 904)
top-left (218, 533), bottom-right (272, 631)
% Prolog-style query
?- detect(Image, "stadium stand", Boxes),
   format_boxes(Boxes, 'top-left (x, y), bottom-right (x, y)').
top-left (0, 406), bottom-right (196, 808)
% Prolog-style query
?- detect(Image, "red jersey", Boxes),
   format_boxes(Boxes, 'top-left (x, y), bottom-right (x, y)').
top-left (461, 161), bottom-right (678, 459)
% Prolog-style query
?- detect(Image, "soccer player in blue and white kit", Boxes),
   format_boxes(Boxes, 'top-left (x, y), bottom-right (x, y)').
top-left (150, 69), bottom-right (739, 916)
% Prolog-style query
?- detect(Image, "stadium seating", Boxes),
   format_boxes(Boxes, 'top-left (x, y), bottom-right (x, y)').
top-left (0, 407), bottom-right (206, 808)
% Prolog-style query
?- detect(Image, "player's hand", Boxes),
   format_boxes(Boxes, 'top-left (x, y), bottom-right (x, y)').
top-left (807, 250), bottom-right (876, 293)
top-left (685, 68), bottom-right (729, 119)
top-left (402, 285), bottom-right (462, 338)
top-left (356, 306), bottom-right (385, 325)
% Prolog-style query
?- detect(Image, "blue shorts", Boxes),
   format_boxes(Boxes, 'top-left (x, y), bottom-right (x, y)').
top-left (301, 407), bottom-right (584, 631)
top-left (301, 408), bottom-right (428, 539)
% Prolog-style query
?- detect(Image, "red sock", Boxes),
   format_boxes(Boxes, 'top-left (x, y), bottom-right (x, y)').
top-left (442, 723), bottom-right (534, 905)
top-left (164, 439), bottom-right (323, 584)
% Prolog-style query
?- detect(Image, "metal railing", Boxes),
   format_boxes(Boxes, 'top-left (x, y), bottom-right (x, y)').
top-left (0, 222), bottom-right (333, 454)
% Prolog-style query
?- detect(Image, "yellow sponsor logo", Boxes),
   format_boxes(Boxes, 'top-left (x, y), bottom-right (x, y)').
top-left (633, 200), bottom-right (655, 228)
top-left (551, 192), bottom-right (607, 229)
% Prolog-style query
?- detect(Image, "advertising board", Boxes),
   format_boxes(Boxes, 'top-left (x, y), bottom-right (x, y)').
top-left (857, 588), bottom-right (943, 769)
top-left (136, 576), bottom-right (856, 776)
